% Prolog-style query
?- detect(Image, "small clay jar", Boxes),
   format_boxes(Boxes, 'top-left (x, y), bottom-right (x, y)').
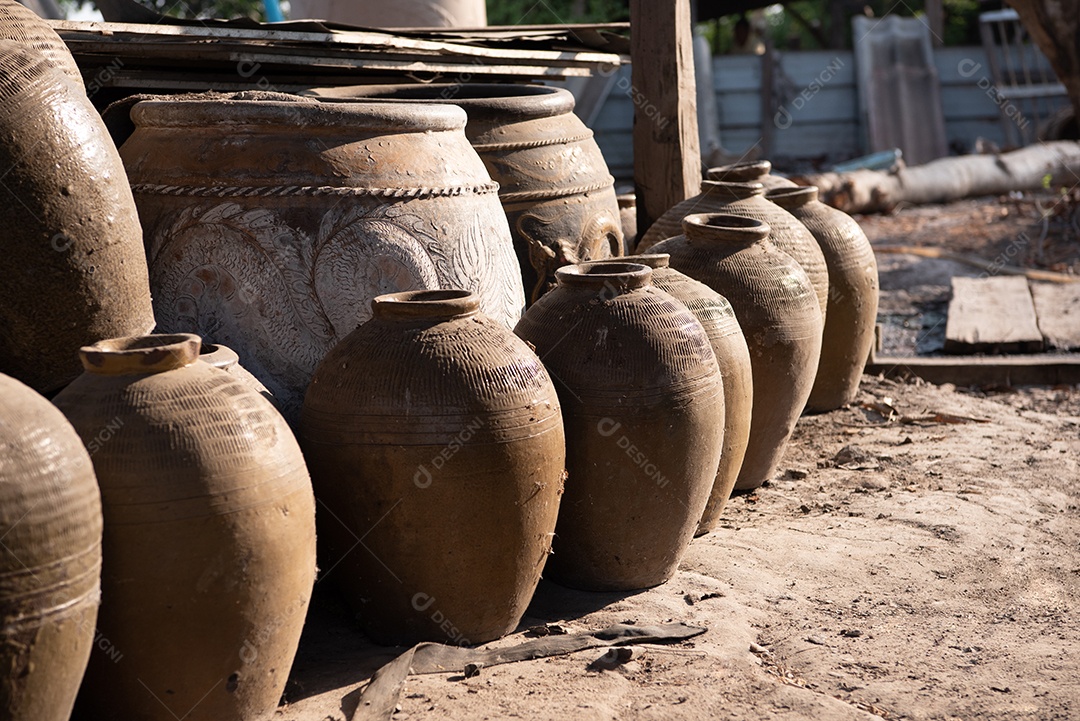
top-left (54, 334), bottom-right (316, 721)
top-left (0, 42), bottom-right (154, 393)
top-left (707, 159), bottom-right (797, 190)
top-left (0, 0), bottom-right (83, 88)
top-left (768, 186), bottom-right (880, 411)
top-left (514, 263), bottom-right (724, 590)
top-left (0, 373), bottom-right (101, 721)
top-left (613, 254), bottom-right (753, 535)
top-left (637, 180), bottom-right (830, 323)
top-left (301, 290), bottom-right (565, 646)
top-left (617, 192), bottom-right (637, 254)
top-left (652, 215), bottom-right (822, 490)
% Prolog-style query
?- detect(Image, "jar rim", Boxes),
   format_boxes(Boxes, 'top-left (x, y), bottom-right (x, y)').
top-left (303, 83), bottom-right (574, 122)
top-left (79, 333), bottom-right (202, 375)
top-left (556, 261), bottom-right (652, 290)
top-left (765, 185), bottom-right (818, 207)
top-left (372, 289), bottom-right (480, 321)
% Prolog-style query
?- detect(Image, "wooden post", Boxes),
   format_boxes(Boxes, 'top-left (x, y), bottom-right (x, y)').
top-left (630, 0), bottom-right (701, 240)
top-left (925, 0), bottom-right (945, 47)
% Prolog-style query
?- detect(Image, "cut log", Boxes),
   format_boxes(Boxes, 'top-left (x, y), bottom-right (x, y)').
top-left (1030, 281), bottom-right (1080, 350)
top-left (944, 276), bottom-right (1044, 354)
top-left (794, 141), bottom-right (1080, 214)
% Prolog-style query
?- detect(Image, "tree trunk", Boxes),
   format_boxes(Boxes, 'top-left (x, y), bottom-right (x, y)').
top-left (795, 140), bottom-right (1080, 214)
top-left (1006, 0), bottom-right (1080, 122)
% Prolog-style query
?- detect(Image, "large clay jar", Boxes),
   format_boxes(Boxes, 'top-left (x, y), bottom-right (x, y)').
top-left (302, 290), bottom-right (565, 646)
top-left (652, 215), bottom-right (822, 491)
top-left (768, 186), bottom-right (880, 411)
top-left (707, 159), bottom-right (797, 190)
top-left (305, 84), bottom-right (623, 304)
top-left (0, 373), bottom-right (101, 721)
top-left (0, 42), bottom-right (154, 393)
top-left (119, 93), bottom-right (525, 424)
top-left (637, 180), bottom-right (830, 322)
top-left (53, 334), bottom-right (317, 721)
top-left (514, 263), bottom-right (724, 590)
top-left (614, 254), bottom-right (753, 535)
top-left (0, 0), bottom-right (83, 88)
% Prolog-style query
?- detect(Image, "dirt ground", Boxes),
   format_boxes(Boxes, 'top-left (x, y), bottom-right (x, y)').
top-left (270, 196), bottom-right (1080, 721)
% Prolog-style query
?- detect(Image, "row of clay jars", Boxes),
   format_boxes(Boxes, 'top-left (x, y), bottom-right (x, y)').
top-left (305, 84), bottom-right (623, 305)
top-left (51, 334), bottom-right (316, 721)
top-left (653, 215), bottom-right (823, 491)
top-left (0, 40), bottom-right (154, 394)
top-left (301, 290), bottom-right (565, 646)
top-left (516, 263), bottom-right (726, 590)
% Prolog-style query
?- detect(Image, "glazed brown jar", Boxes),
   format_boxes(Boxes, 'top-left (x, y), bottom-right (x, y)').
top-left (768, 186), bottom-right (880, 412)
top-left (0, 373), bottom-right (101, 721)
top-left (54, 334), bottom-right (316, 721)
top-left (302, 290), bottom-right (565, 646)
top-left (515, 262), bottom-right (724, 590)
top-left (652, 215), bottom-right (822, 490)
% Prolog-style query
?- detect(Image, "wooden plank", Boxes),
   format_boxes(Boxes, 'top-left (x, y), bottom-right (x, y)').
top-left (944, 276), bottom-right (1044, 354)
top-left (630, 0), bottom-right (700, 237)
top-left (1031, 282), bottom-right (1080, 350)
top-left (866, 354), bottom-right (1080, 386)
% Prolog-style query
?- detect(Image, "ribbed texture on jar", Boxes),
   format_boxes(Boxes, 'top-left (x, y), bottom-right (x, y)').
top-left (652, 233), bottom-right (822, 490)
top-left (0, 3), bottom-right (83, 88)
top-left (786, 198), bottom-right (879, 411)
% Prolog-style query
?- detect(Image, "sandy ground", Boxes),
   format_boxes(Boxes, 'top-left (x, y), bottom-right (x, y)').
top-left (268, 195), bottom-right (1079, 721)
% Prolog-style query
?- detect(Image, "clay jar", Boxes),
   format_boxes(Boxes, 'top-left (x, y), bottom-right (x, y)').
top-left (615, 254), bottom-right (753, 535)
top-left (0, 0), bottom-right (83, 88)
top-left (53, 334), bottom-right (316, 721)
top-left (652, 215), bottom-right (822, 490)
top-left (0, 42), bottom-right (154, 393)
top-left (514, 263), bottom-right (724, 590)
top-left (637, 180), bottom-right (830, 323)
top-left (305, 84), bottom-right (623, 304)
top-left (0, 374), bottom-right (101, 721)
top-left (302, 290), bottom-right (564, 646)
top-left (119, 93), bottom-right (525, 423)
top-left (768, 186), bottom-right (880, 411)
top-left (707, 159), bottom-right (797, 190)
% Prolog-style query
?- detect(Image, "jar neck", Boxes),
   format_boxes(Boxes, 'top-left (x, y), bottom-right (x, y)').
top-left (765, 185), bottom-right (817, 209)
top-left (681, 213), bottom-right (770, 247)
top-left (372, 289), bottom-right (480, 322)
top-left (701, 180), bottom-right (765, 201)
top-left (79, 334), bottom-right (201, 375)
top-left (556, 262), bottom-right (652, 293)
top-left (707, 159), bottom-right (771, 183)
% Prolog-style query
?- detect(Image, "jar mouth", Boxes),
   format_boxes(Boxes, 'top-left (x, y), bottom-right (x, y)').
top-left (707, 159), bottom-right (771, 182)
top-left (765, 185), bottom-right (818, 208)
top-left (619, 253), bottom-right (670, 269)
top-left (79, 333), bottom-right (201, 375)
top-left (372, 289), bottom-right (480, 321)
top-left (199, 342), bottom-right (239, 370)
top-left (682, 213), bottom-right (771, 244)
top-left (701, 179), bottom-right (765, 199)
top-left (556, 262), bottom-right (652, 290)
top-left (302, 83), bottom-right (574, 121)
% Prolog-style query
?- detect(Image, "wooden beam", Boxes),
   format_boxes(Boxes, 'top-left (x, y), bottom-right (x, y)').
top-left (943, 276), bottom-right (1044, 355)
top-left (630, 0), bottom-right (701, 239)
top-left (866, 354), bottom-right (1080, 386)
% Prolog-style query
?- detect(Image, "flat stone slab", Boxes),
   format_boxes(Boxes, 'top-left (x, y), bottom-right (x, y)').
top-left (944, 276), bottom-right (1044, 354)
top-left (1030, 282), bottom-right (1080, 351)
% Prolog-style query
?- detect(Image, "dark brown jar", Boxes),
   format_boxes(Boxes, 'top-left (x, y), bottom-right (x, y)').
top-left (652, 215), bottom-right (822, 490)
top-left (301, 290), bottom-right (565, 646)
top-left (515, 263), bottom-right (724, 590)
top-left (54, 334), bottom-right (316, 721)
top-left (768, 186), bottom-right (879, 411)
top-left (0, 373), bottom-right (101, 721)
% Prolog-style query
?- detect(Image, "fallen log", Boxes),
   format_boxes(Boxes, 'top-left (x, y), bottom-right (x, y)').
top-left (794, 141), bottom-right (1080, 214)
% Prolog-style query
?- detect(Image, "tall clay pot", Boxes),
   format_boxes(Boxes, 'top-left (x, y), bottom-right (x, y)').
top-left (119, 93), bottom-right (525, 424)
top-left (53, 334), bottom-right (317, 721)
top-left (652, 215), bottom-right (822, 491)
top-left (305, 84), bottom-right (623, 304)
top-left (707, 159), bottom-right (797, 190)
top-left (768, 186), bottom-right (880, 411)
top-left (514, 263), bottom-right (724, 590)
top-left (0, 42), bottom-right (154, 393)
top-left (0, 0), bottom-right (83, 88)
top-left (302, 290), bottom-right (565, 646)
top-left (614, 254), bottom-right (753, 535)
top-left (0, 374), bottom-right (101, 721)
top-left (637, 180), bottom-right (830, 323)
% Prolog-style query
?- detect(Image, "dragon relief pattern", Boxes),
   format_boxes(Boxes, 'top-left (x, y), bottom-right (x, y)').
top-left (147, 201), bottom-right (525, 422)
